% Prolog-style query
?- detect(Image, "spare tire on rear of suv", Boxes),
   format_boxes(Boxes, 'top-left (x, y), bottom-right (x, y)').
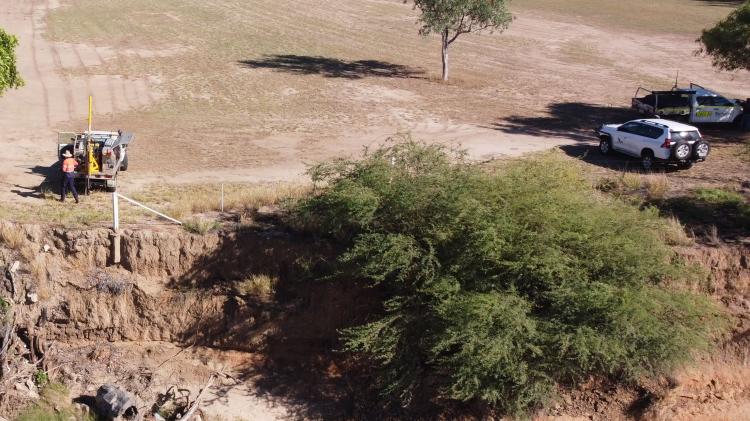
top-left (672, 141), bottom-right (691, 160)
top-left (692, 140), bottom-right (710, 160)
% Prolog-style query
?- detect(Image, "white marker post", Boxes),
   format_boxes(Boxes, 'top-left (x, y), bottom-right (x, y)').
top-left (111, 192), bottom-right (182, 265)
top-left (112, 192), bottom-right (121, 264)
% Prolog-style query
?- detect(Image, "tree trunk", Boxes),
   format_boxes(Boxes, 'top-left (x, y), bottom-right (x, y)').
top-left (441, 29), bottom-right (449, 81)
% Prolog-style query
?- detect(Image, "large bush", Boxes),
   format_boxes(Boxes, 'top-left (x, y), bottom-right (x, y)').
top-left (294, 142), bottom-right (721, 414)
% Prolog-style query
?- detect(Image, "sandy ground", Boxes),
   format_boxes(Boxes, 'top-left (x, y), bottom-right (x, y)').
top-left (52, 341), bottom-right (291, 420)
top-left (0, 0), bottom-right (163, 200)
top-left (1, 0), bottom-right (749, 419)
top-left (0, 0), bottom-right (747, 203)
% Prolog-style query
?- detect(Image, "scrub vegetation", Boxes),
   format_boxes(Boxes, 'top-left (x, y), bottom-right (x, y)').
top-left (293, 142), bottom-right (724, 414)
top-left (16, 383), bottom-right (94, 421)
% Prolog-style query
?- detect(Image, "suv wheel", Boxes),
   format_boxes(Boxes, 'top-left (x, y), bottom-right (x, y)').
top-left (693, 140), bottom-right (710, 160)
top-left (641, 150), bottom-right (654, 171)
top-left (599, 137), bottom-right (612, 155)
top-left (673, 141), bottom-right (691, 161)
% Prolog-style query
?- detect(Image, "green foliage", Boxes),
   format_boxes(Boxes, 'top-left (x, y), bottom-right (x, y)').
top-left (34, 369), bottom-right (50, 386)
top-left (699, 1), bottom-right (750, 71)
top-left (409, 0), bottom-right (513, 80)
top-left (412, 0), bottom-right (513, 38)
top-left (295, 142), bottom-right (723, 414)
top-left (694, 187), bottom-right (745, 206)
top-left (0, 296), bottom-right (9, 315)
top-left (0, 27), bottom-right (23, 96)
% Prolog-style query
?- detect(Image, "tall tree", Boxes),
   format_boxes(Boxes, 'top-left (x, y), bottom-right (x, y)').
top-left (410, 0), bottom-right (513, 81)
top-left (0, 27), bottom-right (23, 96)
top-left (699, 1), bottom-right (750, 71)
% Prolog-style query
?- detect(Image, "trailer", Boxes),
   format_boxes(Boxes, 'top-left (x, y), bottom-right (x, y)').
top-left (57, 130), bottom-right (134, 192)
top-left (631, 83), bottom-right (745, 127)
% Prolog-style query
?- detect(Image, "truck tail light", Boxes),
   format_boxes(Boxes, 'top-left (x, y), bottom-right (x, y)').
top-left (661, 135), bottom-right (672, 149)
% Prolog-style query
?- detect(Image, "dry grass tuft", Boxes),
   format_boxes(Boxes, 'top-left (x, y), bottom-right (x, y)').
top-left (660, 216), bottom-right (694, 247)
top-left (134, 182), bottom-right (310, 220)
top-left (707, 224), bottom-right (721, 245)
top-left (620, 172), bottom-right (643, 191)
top-left (0, 222), bottom-right (27, 250)
top-left (182, 218), bottom-right (221, 235)
top-left (644, 173), bottom-right (669, 201)
top-left (235, 274), bottom-right (277, 299)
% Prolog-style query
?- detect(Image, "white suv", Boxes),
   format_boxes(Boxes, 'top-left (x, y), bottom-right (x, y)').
top-left (595, 119), bottom-right (710, 170)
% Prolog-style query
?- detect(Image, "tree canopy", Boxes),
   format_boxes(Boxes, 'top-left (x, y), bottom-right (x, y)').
top-left (410, 0), bottom-right (513, 80)
top-left (294, 141), bottom-right (723, 415)
top-left (699, 1), bottom-right (750, 71)
top-left (0, 28), bottom-right (23, 96)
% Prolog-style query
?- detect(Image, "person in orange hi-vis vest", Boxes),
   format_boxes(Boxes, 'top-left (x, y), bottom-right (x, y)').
top-left (60, 150), bottom-right (79, 203)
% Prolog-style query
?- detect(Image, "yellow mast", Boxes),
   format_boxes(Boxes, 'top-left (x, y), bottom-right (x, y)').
top-left (86, 96), bottom-right (100, 174)
top-left (88, 95), bottom-right (92, 133)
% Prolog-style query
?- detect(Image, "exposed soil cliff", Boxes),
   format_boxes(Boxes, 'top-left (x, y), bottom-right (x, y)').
top-left (1, 223), bottom-right (749, 420)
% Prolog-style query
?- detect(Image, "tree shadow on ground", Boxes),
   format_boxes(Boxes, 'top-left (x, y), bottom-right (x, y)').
top-left (238, 55), bottom-right (425, 79)
top-left (169, 224), bottom-right (377, 419)
top-left (658, 195), bottom-right (750, 241)
top-left (697, 125), bottom-right (750, 145)
top-left (488, 102), bottom-right (640, 142)
top-left (691, 0), bottom-right (744, 6)
top-left (171, 221), bottom-right (476, 420)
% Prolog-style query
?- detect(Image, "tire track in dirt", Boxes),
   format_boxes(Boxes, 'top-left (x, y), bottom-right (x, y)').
top-left (44, 0), bottom-right (74, 121)
top-left (70, 44), bottom-right (93, 111)
top-left (89, 45), bottom-right (118, 116)
top-left (117, 74), bottom-right (134, 111)
top-left (29, 0), bottom-right (51, 127)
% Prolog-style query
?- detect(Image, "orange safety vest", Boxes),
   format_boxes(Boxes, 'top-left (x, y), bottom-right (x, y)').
top-left (62, 158), bottom-right (78, 173)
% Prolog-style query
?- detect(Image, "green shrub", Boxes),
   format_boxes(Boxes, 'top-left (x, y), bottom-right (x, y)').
top-left (0, 297), bottom-right (9, 315)
top-left (694, 187), bottom-right (745, 206)
top-left (34, 369), bottom-right (49, 386)
top-left (294, 142), bottom-right (723, 415)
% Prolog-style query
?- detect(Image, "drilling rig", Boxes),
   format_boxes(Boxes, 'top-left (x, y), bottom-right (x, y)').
top-left (56, 96), bottom-right (134, 193)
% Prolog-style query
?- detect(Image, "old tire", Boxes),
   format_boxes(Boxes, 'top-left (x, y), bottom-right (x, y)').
top-left (599, 137), bottom-right (612, 155)
top-left (672, 141), bottom-right (691, 161)
top-left (693, 140), bottom-right (710, 160)
top-left (120, 154), bottom-right (128, 171)
top-left (641, 150), bottom-right (655, 171)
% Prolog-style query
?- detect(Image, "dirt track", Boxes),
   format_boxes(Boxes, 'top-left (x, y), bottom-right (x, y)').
top-left (1, 0), bottom-right (747, 204)
top-left (0, 0), bottom-right (162, 201)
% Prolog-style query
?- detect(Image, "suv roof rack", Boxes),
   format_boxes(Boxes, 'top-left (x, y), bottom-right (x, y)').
top-left (638, 119), bottom-right (669, 129)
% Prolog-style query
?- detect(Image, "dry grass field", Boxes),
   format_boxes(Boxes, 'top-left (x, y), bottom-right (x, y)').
top-left (28, 0), bottom-right (748, 189)
top-left (0, 1), bottom-right (749, 419)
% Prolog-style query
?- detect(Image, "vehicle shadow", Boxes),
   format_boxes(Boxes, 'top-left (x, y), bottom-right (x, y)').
top-left (558, 144), bottom-right (651, 172)
top-left (696, 125), bottom-right (750, 145)
top-left (9, 163), bottom-right (61, 199)
top-left (488, 102), bottom-right (641, 142)
top-left (237, 55), bottom-right (425, 79)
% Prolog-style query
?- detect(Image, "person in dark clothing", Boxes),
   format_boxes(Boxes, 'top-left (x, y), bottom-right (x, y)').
top-left (60, 150), bottom-right (79, 203)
